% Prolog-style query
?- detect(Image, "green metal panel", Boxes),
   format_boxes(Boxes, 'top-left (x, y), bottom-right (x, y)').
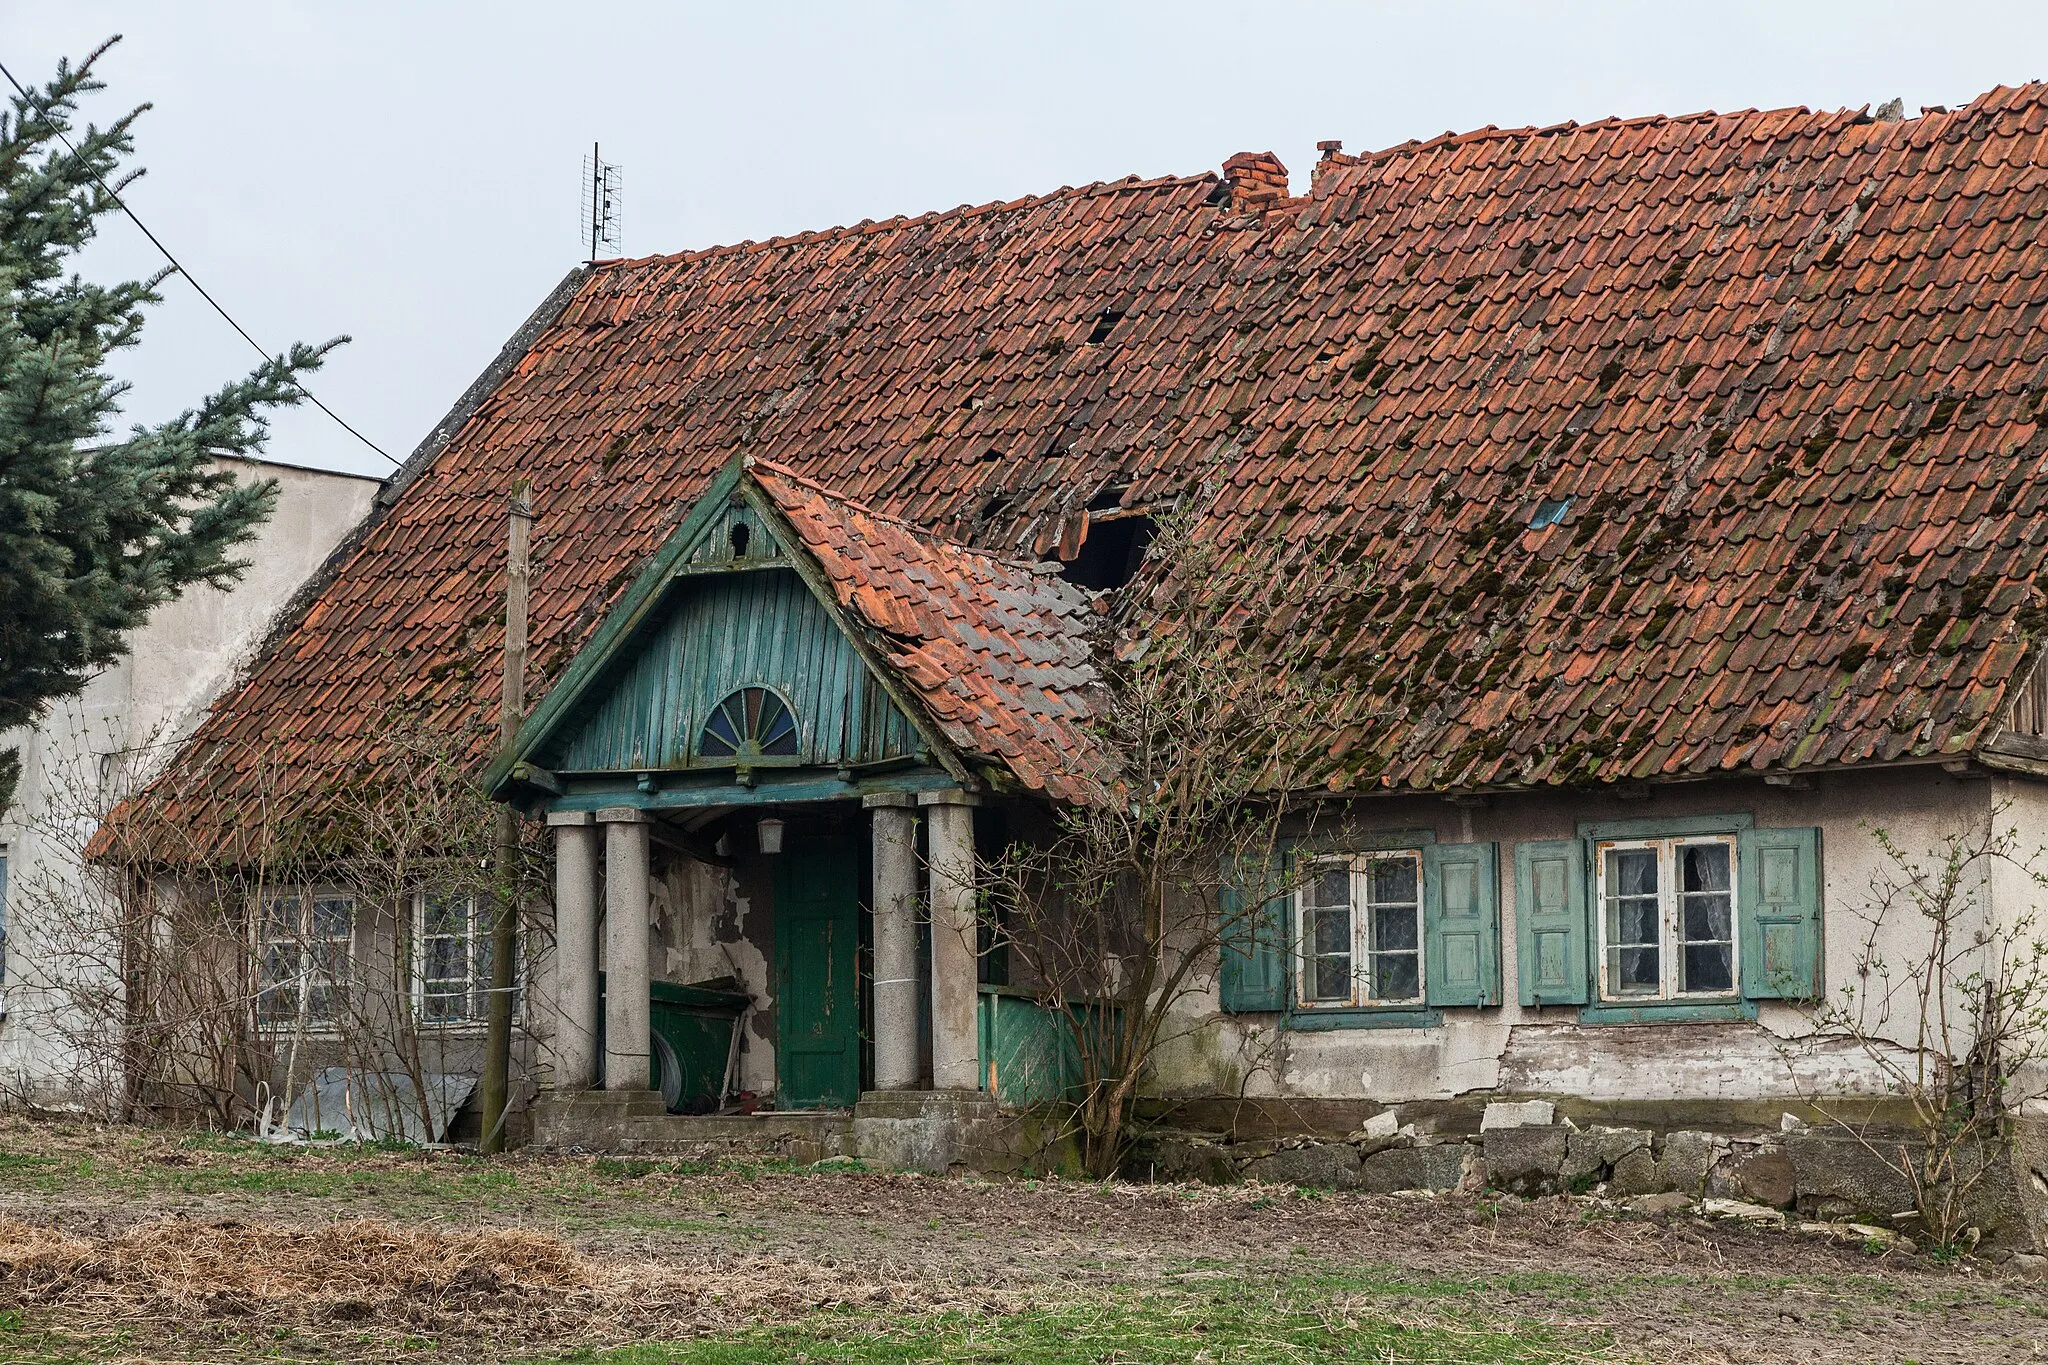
top-left (1423, 841), bottom-right (1500, 1007)
top-left (978, 987), bottom-right (1079, 1106)
top-left (1515, 839), bottom-right (1590, 1006)
top-left (976, 986), bottom-right (1121, 1106)
top-left (547, 568), bottom-right (924, 774)
top-left (1738, 826), bottom-right (1823, 999)
top-left (649, 980), bottom-right (747, 1114)
top-left (774, 838), bottom-right (862, 1109)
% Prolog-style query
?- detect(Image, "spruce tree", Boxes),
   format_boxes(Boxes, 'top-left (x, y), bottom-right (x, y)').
top-left (0, 40), bottom-right (340, 815)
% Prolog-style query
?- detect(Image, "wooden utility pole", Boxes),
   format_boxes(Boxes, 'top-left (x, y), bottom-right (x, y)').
top-left (479, 480), bottom-right (531, 1154)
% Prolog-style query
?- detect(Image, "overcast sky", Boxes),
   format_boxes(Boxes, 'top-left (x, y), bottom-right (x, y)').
top-left (11, 2), bottom-right (2048, 479)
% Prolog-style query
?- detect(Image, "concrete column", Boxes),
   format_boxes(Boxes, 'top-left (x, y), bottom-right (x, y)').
top-left (547, 811), bottom-right (601, 1091)
top-left (921, 791), bottom-right (981, 1091)
top-left (598, 807), bottom-right (652, 1092)
top-left (865, 794), bottom-right (920, 1090)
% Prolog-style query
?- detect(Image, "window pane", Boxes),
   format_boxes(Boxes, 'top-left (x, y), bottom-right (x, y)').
top-left (1684, 943), bottom-right (1735, 993)
top-left (262, 896), bottom-right (300, 938)
top-left (700, 703), bottom-right (742, 756)
top-left (1311, 954), bottom-right (1352, 1001)
top-left (1613, 897), bottom-right (1658, 946)
top-left (1311, 865), bottom-right (1350, 909)
top-left (1609, 848), bottom-right (1657, 897)
top-left (423, 894), bottom-right (469, 937)
top-left (1311, 907), bottom-right (1351, 956)
top-left (1372, 953), bottom-right (1420, 1003)
top-left (1372, 903), bottom-right (1419, 953)
top-left (311, 896), bottom-right (353, 939)
top-left (1681, 843), bottom-right (1730, 894)
top-left (259, 941), bottom-right (294, 989)
top-left (1367, 856), bottom-right (1417, 906)
top-left (1682, 894), bottom-right (1732, 943)
top-left (1613, 944), bottom-right (1660, 993)
top-left (425, 935), bottom-right (464, 984)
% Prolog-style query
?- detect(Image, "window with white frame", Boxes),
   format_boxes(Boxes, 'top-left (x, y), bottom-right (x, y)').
top-left (256, 891), bottom-right (354, 1028)
top-left (1596, 836), bottom-right (1737, 1001)
top-left (415, 892), bottom-right (517, 1025)
top-left (1295, 851), bottom-right (1424, 1007)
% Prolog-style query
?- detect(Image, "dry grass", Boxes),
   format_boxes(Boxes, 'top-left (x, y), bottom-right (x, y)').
top-left (0, 1214), bottom-right (1010, 1359)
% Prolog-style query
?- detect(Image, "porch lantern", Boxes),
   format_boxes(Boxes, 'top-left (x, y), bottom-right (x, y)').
top-left (756, 817), bottom-right (786, 855)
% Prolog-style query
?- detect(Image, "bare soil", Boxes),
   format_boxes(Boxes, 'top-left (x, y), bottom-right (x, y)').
top-left (0, 1118), bottom-right (2040, 1363)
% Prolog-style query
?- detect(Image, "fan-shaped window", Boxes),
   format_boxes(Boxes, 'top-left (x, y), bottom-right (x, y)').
top-left (698, 687), bottom-right (801, 761)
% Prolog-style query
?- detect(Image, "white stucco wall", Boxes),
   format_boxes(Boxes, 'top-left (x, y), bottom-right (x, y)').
top-left (1150, 763), bottom-right (2043, 1109)
top-left (0, 458), bottom-right (379, 1108)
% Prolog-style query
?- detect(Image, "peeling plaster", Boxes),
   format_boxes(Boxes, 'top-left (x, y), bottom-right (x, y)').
top-left (651, 858), bottom-right (775, 1095)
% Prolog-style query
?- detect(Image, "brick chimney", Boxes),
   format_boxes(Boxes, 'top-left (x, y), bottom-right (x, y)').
top-left (1220, 151), bottom-right (1289, 213)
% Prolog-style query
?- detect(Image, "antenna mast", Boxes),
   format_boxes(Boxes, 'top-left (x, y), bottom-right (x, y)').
top-left (581, 142), bottom-right (623, 261)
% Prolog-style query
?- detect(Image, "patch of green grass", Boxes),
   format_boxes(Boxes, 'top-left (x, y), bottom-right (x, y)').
top-left (536, 1271), bottom-right (1603, 1364)
top-left (0, 1151), bottom-right (69, 1190)
top-left (0, 1312), bottom-right (123, 1364)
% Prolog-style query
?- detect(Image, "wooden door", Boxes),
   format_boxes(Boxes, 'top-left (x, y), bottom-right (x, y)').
top-left (773, 837), bottom-right (861, 1108)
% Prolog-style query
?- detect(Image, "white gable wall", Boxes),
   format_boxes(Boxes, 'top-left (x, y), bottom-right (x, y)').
top-left (0, 459), bottom-right (379, 1110)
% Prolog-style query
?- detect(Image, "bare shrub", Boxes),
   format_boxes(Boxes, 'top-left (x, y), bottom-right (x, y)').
top-left (1804, 808), bottom-right (2048, 1252)
top-left (978, 504), bottom-right (1373, 1177)
top-left (7, 704), bottom-right (550, 1135)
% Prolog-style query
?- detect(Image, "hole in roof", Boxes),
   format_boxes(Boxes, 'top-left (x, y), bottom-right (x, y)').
top-left (1086, 486), bottom-right (1127, 513)
top-left (1060, 514), bottom-right (1156, 591)
top-left (729, 521), bottom-right (751, 557)
top-left (1529, 497), bottom-right (1573, 530)
top-left (977, 493), bottom-right (1012, 523)
top-left (1088, 308), bottom-right (1127, 344)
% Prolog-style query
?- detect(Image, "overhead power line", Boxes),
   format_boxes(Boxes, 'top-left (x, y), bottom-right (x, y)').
top-left (0, 53), bottom-right (399, 469)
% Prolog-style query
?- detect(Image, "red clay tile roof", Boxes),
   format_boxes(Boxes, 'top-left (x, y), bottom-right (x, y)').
top-left (748, 459), bottom-right (1102, 802)
top-left (106, 84), bottom-right (2048, 854)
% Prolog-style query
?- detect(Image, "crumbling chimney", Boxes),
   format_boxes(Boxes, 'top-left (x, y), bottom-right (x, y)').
top-left (1220, 151), bottom-right (1290, 213)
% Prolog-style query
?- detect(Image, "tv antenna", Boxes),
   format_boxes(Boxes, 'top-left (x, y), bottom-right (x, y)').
top-left (582, 143), bottom-right (623, 260)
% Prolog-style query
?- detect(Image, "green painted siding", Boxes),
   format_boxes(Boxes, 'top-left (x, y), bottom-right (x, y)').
top-left (547, 568), bottom-right (923, 773)
top-left (681, 499), bottom-right (783, 570)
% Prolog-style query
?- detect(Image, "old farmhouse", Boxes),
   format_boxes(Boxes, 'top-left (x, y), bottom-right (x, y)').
top-left (97, 87), bottom-right (2048, 1221)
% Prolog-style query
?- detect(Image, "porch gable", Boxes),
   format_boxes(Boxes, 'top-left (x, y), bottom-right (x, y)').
top-left (489, 457), bottom-right (970, 810)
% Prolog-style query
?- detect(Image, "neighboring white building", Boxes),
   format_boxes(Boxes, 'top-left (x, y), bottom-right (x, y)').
top-left (0, 456), bottom-right (379, 1108)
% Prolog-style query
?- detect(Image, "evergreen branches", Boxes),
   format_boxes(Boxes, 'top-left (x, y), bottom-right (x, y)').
top-left (0, 38), bottom-right (342, 813)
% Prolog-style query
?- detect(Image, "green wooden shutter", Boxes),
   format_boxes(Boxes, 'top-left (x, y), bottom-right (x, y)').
top-left (1515, 839), bottom-right (1590, 1006)
top-left (1423, 842), bottom-right (1500, 1006)
top-left (1219, 847), bottom-right (1290, 1012)
top-left (1738, 827), bottom-right (1822, 999)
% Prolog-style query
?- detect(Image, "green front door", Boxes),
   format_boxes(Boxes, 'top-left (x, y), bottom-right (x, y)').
top-left (774, 837), bottom-right (862, 1108)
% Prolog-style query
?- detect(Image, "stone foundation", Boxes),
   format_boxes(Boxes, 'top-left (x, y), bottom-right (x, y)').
top-left (851, 1089), bottom-right (1049, 1174)
top-left (532, 1090), bottom-right (852, 1163)
top-left (531, 1087), bottom-right (1052, 1173)
top-left (1126, 1099), bottom-right (2048, 1254)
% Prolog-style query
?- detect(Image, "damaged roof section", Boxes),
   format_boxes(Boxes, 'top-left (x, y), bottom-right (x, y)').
top-left (751, 460), bottom-right (1104, 803)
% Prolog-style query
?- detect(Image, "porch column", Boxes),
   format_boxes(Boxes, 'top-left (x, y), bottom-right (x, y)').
top-left (921, 791), bottom-right (980, 1091)
top-left (547, 811), bottom-right (601, 1090)
top-left (865, 793), bottom-right (920, 1090)
top-left (598, 807), bottom-right (653, 1092)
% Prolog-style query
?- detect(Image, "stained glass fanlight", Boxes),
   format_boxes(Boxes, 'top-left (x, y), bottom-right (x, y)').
top-left (698, 686), bottom-right (801, 761)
